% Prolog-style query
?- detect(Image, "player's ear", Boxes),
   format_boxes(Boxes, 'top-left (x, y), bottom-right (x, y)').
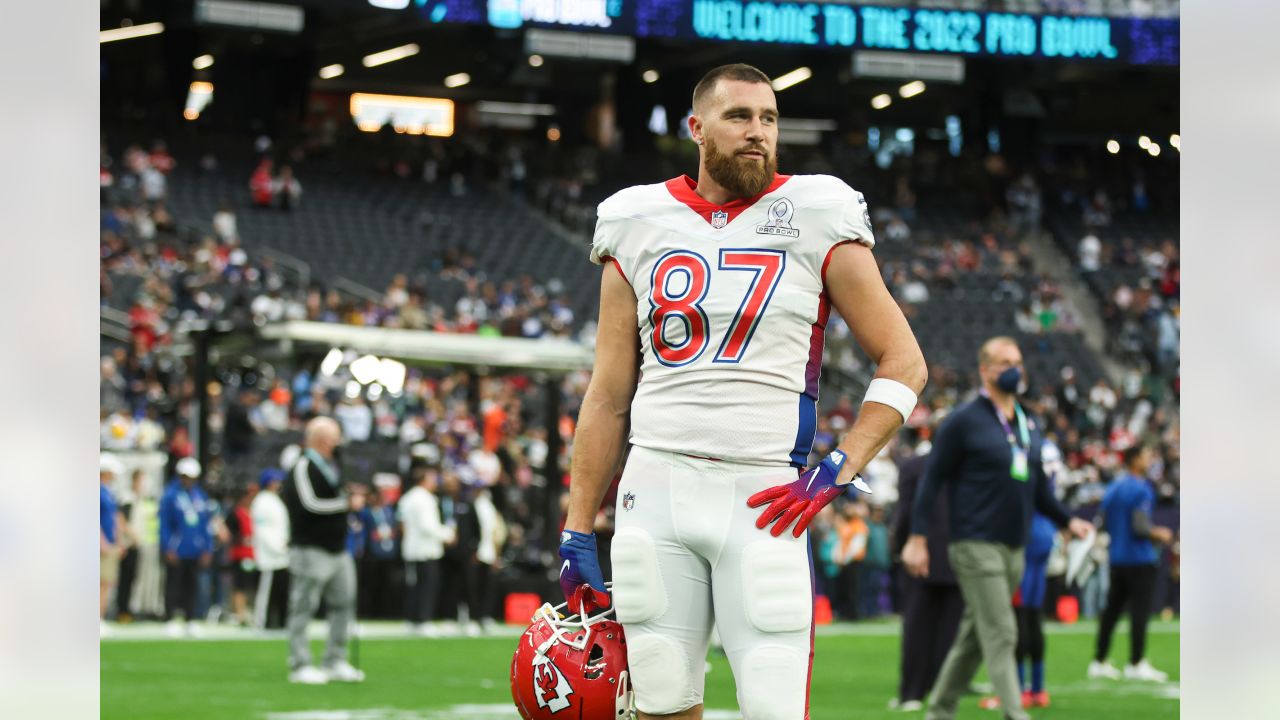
top-left (688, 114), bottom-right (703, 145)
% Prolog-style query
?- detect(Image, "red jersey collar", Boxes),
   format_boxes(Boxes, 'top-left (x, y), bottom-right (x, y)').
top-left (664, 173), bottom-right (791, 228)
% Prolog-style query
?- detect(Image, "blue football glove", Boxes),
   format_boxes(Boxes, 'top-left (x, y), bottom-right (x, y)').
top-left (747, 450), bottom-right (871, 538)
top-left (558, 529), bottom-right (610, 612)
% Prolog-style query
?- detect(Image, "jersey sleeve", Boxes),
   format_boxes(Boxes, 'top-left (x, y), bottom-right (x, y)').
top-left (836, 184), bottom-right (876, 250)
top-left (589, 194), bottom-right (633, 283)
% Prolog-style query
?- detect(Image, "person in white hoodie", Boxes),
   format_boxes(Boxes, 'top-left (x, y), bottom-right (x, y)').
top-left (399, 455), bottom-right (454, 636)
top-left (251, 468), bottom-right (291, 630)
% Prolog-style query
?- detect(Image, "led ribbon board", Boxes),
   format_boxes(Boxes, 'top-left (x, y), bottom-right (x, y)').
top-left (415, 0), bottom-right (1177, 64)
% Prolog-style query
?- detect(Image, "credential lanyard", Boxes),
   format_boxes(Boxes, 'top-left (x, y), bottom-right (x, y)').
top-left (981, 391), bottom-right (1031, 481)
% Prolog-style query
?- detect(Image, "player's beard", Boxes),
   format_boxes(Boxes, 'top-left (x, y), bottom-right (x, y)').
top-left (704, 135), bottom-right (777, 199)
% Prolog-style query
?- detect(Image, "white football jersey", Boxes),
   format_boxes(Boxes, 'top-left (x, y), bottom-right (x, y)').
top-left (590, 173), bottom-right (875, 467)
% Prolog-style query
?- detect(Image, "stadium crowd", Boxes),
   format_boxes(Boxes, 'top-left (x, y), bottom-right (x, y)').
top-left (99, 135), bottom-right (1179, 636)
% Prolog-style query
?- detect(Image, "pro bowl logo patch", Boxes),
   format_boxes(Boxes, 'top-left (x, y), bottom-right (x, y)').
top-left (532, 653), bottom-right (575, 713)
top-left (710, 209), bottom-right (729, 229)
top-left (756, 197), bottom-right (799, 237)
top-left (622, 491), bottom-right (635, 511)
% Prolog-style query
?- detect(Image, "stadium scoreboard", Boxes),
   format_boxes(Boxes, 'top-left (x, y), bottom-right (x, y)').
top-left (416, 0), bottom-right (1178, 65)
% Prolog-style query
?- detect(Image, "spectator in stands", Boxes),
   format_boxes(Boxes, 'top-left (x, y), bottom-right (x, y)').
top-left (159, 457), bottom-right (213, 637)
top-left (251, 159), bottom-right (274, 207)
top-left (1078, 233), bottom-right (1101, 273)
top-left (213, 203), bottom-right (237, 243)
top-left (100, 455), bottom-right (126, 630)
top-left (251, 469), bottom-right (290, 630)
top-left (401, 459), bottom-right (453, 636)
top-left (335, 395), bottom-right (374, 442)
top-left (224, 389), bottom-right (263, 467)
top-left (274, 165), bottom-right (303, 210)
top-left (282, 416), bottom-right (366, 684)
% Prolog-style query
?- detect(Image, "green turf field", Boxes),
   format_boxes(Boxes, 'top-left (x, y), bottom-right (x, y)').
top-left (101, 621), bottom-right (1178, 719)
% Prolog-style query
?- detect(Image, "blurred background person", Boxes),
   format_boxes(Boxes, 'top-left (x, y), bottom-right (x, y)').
top-left (224, 481), bottom-right (260, 626)
top-left (903, 337), bottom-right (1092, 720)
top-left (159, 457), bottom-right (213, 638)
top-left (1089, 444), bottom-right (1175, 682)
top-left (891, 443), bottom-right (962, 712)
top-left (359, 484), bottom-right (402, 620)
top-left (281, 417), bottom-right (366, 684)
top-left (400, 458), bottom-right (453, 636)
top-left (251, 468), bottom-right (290, 631)
top-left (100, 455), bottom-right (126, 632)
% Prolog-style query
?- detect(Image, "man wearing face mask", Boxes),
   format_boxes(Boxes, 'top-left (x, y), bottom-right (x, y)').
top-left (903, 337), bottom-right (1092, 720)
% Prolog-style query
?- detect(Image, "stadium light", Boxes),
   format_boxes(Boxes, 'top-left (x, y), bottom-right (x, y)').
top-left (476, 101), bottom-right (555, 116)
top-left (871, 94), bottom-right (892, 110)
top-left (771, 67), bottom-right (811, 91)
top-left (368, 0), bottom-right (410, 8)
top-left (1170, 133), bottom-right (1180, 151)
top-left (320, 348), bottom-right (344, 376)
top-left (344, 381), bottom-right (362, 399)
top-left (528, 54), bottom-right (544, 67)
top-left (642, 69), bottom-right (660, 84)
top-left (899, 80), bottom-right (926, 98)
top-left (1138, 135), bottom-right (1151, 149)
top-left (1107, 139), bottom-right (1120, 154)
top-left (444, 72), bottom-right (471, 88)
top-left (362, 43), bottom-right (419, 68)
top-left (350, 354), bottom-right (381, 385)
top-left (319, 64), bottom-right (345, 79)
top-left (192, 54), bottom-right (214, 70)
top-left (377, 358), bottom-right (406, 395)
top-left (100, 21), bottom-right (165, 43)
top-left (547, 126), bottom-right (562, 142)
top-left (1148, 143), bottom-right (1161, 157)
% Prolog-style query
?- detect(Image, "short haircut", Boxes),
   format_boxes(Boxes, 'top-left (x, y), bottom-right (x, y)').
top-left (978, 336), bottom-right (1019, 367)
top-left (692, 63), bottom-right (772, 111)
top-left (1123, 444), bottom-right (1149, 469)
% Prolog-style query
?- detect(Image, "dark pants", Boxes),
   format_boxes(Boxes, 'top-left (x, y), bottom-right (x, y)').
top-left (1095, 564), bottom-right (1157, 665)
top-left (466, 561), bottom-right (496, 622)
top-left (437, 554), bottom-right (470, 621)
top-left (116, 547), bottom-right (139, 617)
top-left (1016, 606), bottom-right (1045, 666)
top-left (165, 558), bottom-right (201, 621)
top-left (254, 568), bottom-right (291, 629)
top-left (899, 576), bottom-right (964, 703)
top-left (834, 562), bottom-right (861, 620)
top-left (359, 557), bottom-right (402, 619)
top-left (404, 559), bottom-right (440, 624)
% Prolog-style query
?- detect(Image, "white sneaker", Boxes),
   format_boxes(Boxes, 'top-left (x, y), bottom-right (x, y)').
top-left (417, 622), bottom-right (441, 638)
top-left (165, 620), bottom-right (186, 639)
top-left (899, 700), bottom-right (924, 712)
top-left (1088, 660), bottom-right (1122, 680)
top-left (464, 622), bottom-right (483, 638)
top-left (1124, 659), bottom-right (1168, 682)
top-left (325, 661), bottom-right (366, 683)
top-left (185, 623), bottom-right (204, 639)
top-left (289, 666), bottom-right (329, 685)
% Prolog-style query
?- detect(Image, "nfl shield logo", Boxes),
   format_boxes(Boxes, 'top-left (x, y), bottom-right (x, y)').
top-left (710, 210), bottom-right (728, 229)
top-left (622, 492), bottom-right (636, 511)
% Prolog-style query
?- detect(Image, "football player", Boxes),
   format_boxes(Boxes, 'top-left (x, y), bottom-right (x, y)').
top-left (561, 64), bottom-right (927, 719)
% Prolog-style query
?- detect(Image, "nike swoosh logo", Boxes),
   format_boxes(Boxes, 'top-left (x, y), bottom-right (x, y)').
top-left (559, 559), bottom-right (570, 578)
top-left (805, 472), bottom-right (816, 493)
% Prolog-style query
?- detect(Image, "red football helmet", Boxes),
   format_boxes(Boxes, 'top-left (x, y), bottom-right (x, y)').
top-left (511, 589), bottom-right (634, 719)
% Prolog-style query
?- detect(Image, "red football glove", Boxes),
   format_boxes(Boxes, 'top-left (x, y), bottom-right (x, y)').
top-left (747, 450), bottom-right (871, 538)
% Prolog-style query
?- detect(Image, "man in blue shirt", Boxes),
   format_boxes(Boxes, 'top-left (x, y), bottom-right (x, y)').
top-left (903, 337), bottom-right (1092, 720)
top-left (159, 457), bottom-right (214, 637)
top-left (1088, 444), bottom-right (1173, 682)
top-left (100, 455), bottom-right (125, 628)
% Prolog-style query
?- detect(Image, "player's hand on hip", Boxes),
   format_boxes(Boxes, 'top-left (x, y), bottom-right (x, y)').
top-left (747, 450), bottom-right (869, 538)
top-left (558, 529), bottom-right (610, 613)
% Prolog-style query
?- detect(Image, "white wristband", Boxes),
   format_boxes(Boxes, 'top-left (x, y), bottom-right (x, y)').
top-left (861, 378), bottom-right (917, 424)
